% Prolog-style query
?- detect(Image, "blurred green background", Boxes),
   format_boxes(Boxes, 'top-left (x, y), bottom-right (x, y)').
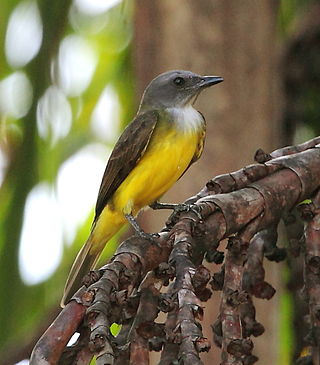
top-left (0, 1), bottom-right (134, 363)
top-left (0, 1), bottom-right (319, 364)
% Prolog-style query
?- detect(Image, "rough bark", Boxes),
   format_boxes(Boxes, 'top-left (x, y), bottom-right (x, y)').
top-left (30, 137), bottom-right (320, 365)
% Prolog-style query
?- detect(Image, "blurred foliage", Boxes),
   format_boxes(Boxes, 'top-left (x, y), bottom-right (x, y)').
top-left (279, 0), bottom-right (320, 141)
top-left (0, 0), bottom-right (133, 362)
top-left (278, 0), bottom-right (312, 36)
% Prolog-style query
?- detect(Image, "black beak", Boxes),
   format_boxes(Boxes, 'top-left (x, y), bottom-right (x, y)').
top-left (200, 76), bottom-right (224, 88)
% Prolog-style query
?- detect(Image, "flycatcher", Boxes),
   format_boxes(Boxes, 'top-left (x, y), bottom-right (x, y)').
top-left (61, 70), bottom-right (223, 306)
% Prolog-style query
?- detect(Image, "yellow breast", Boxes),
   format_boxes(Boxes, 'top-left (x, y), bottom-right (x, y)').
top-left (113, 122), bottom-right (202, 215)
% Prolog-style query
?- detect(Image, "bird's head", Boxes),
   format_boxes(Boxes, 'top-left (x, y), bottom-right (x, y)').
top-left (139, 70), bottom-right (223, 111)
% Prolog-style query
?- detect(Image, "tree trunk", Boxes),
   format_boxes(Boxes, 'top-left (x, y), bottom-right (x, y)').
top-left (133, 1), bottom-right (282, 363)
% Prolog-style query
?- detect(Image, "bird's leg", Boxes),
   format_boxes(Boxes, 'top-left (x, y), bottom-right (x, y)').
top-left (125, 213), bottom-right (146, 236)
top-left (125, 213), bottom-right (159, 240)
top-left (150, 201), bottom-right (202, 220)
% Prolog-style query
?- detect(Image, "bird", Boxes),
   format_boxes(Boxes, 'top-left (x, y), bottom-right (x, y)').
top-left (61, 70), bottom-right (223, 306)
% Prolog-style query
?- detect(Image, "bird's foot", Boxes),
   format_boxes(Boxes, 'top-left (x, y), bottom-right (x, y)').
top-left (150, 201), bottom-right (182, 210)
top-left (125, 213), bottom-right (159, 240)
top-left (150, 201), bottom-right (202, 220)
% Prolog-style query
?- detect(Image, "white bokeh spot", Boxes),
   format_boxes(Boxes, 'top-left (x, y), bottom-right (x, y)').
top-left (5, 0), bottom-right (43, 68)
top-left (19, 183), bottom-right (63, 285)
top-left (56, 143), bottom-right (110, 244)
top-left (74, 0), bottom-right (121, 15)
top-left (57, 35), bottom-right (97, 97)
top-left (67, 332), bottom-right (80, 346)
top-left (91, 85), bottom-right (120, 142)
top-left (14, 360), bottom-right (29, 365)
top-left (37, 86), bottom-right (72, 145)
top-left (0, 72), bottom-right (33, 118)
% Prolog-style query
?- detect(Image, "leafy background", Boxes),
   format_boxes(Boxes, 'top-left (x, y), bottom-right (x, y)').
top-left (0, 0), bottom-right (319, 364)
top-left (0, 1), bottom-right (133, 363)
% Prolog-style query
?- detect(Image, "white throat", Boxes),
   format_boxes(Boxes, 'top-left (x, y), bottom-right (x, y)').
top-left (166, 105), bottom-right (204, 132)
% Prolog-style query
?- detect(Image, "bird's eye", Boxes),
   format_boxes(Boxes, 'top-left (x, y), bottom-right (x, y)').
top-left (173, 77), bottom-right (185, 86)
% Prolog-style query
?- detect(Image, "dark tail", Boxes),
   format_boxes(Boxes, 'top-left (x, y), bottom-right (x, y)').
top-left (60, 235), bottom-right (102, 307)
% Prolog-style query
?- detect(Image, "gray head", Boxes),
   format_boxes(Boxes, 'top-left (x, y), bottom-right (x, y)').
top-left (139, 70), bottom-right (223, 111)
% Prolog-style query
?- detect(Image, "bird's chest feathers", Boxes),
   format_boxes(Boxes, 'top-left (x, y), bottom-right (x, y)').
top-left (113, 107), bottom-right (204, 214)
top-left (166, 105), bottom-right (204, 133)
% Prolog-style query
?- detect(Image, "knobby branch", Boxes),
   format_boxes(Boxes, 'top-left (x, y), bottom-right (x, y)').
top-left (31, 136), bottom-right (320, 365)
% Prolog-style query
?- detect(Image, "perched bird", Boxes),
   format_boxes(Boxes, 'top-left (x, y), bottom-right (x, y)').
top-left (61, 70), bottom-right (223, 306)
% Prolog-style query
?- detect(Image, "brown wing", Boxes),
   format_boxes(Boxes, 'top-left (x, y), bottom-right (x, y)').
top-left (94, 110), bottom-right (159, 220)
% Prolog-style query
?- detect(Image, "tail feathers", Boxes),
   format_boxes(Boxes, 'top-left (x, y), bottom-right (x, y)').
top-left (60, 235), bottom-right (103, 307)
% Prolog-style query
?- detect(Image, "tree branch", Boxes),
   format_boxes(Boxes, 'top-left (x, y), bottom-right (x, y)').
top-left (31, 137), bottom-right (320, 364)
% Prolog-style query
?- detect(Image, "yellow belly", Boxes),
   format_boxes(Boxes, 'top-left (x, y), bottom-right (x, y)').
top-left (92, 124), bottom-right (202, 245)
top-left (113, 127), bottom-right (200, 214)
